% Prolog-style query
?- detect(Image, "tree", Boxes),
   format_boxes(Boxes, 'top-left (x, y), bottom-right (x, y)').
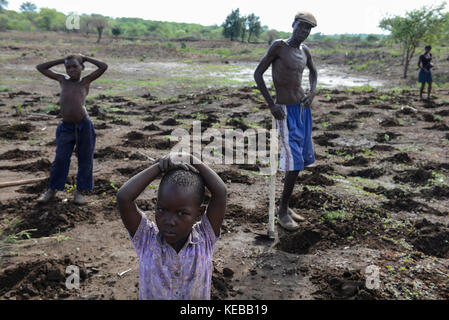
top-left (265, 29), bottom-right (280, 45)
top-left (247, 13), bottom-right (261, 42)
top-left (20, 2), bottom-right (37, 12)
top-left (240, 15), bottom-right (248, 42)
top-left (35, 8), bottom-right (65, 31)
top-left (379, 3), bottom-right (447, 78)
top-left (222, 9), bottom-right (241, 41)
top-left (111, 25), bottom-right (121, 38)
top-left (0, 0), bottom-right (8, 11)
top-left (89, 15), bottom-right (108, 43)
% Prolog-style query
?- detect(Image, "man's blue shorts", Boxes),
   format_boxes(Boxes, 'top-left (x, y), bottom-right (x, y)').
top-left (277, 104), bottom-right (315, 172)
top-left (418, 69), bottom-right (433, 83)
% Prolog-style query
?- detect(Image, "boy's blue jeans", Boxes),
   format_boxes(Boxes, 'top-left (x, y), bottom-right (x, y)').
top-left (49, 117), bottom-right (96, 191)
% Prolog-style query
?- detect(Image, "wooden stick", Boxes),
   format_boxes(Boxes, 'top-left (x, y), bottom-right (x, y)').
top-left (268, 116), bottom-right (276, 239)
top-left (0, 177), bottom-right (48, 189)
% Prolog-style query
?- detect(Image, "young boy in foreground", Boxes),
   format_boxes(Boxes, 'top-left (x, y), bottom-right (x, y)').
top-left (117, 152), bottom-right (227, 300)
top-left (36, 54), bottom-right (108, 205)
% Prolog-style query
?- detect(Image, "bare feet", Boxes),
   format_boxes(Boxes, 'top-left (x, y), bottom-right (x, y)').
top-left (288, 208), bottom-right (306, 222)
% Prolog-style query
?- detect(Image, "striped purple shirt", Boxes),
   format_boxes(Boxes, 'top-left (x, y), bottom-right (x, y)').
top-left (131, 213), bottom-right (219, 300)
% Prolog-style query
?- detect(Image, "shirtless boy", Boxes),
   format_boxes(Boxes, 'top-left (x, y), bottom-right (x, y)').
top-left (254, 12), bottom-right (318, 231)
top-left (36, 54), bottom-right (108, 204)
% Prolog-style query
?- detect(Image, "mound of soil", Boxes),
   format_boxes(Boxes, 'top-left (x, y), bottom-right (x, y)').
top-left (363, 186), bottom-right (410, 199)
top-left (92, 178), bottom-right (122, 196)
top-left (301, 172), bottom-right (335, 186)
top-left (94, 147), bottom-right (129, 160)
top-left (226, 203), bottom-right (267, 224)
top-left (328, 147), bottom-right (363, 157)
top-left (0, 197), bottom-right (95, 238)
top-left (0, 158), bottom-right (51, 173)
top-left (314, 133), bottom-right (339, 147)
top-left (342, 156), bottom-right (370, 167)
top-left (371, 144), bottom-right (396, 152)
top-left (226, 118), bottom-right (250, 131)
top-left (375, 132), bottom-right (401, 143)
top-left (327, 121), bottom-right (358, 131)
top-left (380, 118), bottom-right (401, 127)
top-left (0, 123), bottom-right (35, 140)
top-left (349, 168), bottom-right (385, 179)
top-left (304, 165), bottom-right (335, 174)
top-left (393, 169), bottom-right (432, 185)
top-left (0, 257), bottom-right (88, 300)
top-left (94, 122), bottom-right (111, 130)
top-left (116, 165), bottom-right (147, 177)
top-left (17, 179), bottom-right (49, 194)
top-left (124, 131), bottom-right (146, 141)
top-left (0, 149), bottom-right (41, 161)
top-left (420, 185), bottom-right (449, 200)
top-left (111, 118), bottom-right (131, 126)
top-left (355, 111), bottom-right (375, 118)
top-left (161, 118), bottom-right (179, 126)
top-left (290, 187), bottom-right (336, 210)
top-left (411, 219), bottom-right (449, 258)
top-left (142, 124), bottom-right (161, 131)
top-left (218, 170), bottom-right (253, 185)
top-left (382, 153), bottom-right (412, 164)
top-left (424, 123), bottom-right (449, 131)
top-left (123, 136), bottom-right (175, 150)
top-left (382, 198), bottom-right (443, 216)
top-left (279, 228), bottom-right (323, 254)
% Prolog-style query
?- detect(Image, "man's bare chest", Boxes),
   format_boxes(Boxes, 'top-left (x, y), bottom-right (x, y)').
top-left (276, 47), bottom-right (307, 71)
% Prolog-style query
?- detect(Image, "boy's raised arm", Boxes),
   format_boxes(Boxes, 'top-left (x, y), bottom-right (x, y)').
top-left (190, 155), bottom-right (227, 237)
top-left (36, 58), bottom-right (66, 82)
top-left (81, 55), bottom-right (108, 84)
top-left (116, 163), bottom-right (161, 237)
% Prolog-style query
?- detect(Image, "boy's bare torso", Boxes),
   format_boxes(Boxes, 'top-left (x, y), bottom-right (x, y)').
top-left (59, 78), bottom-right (89, 124)
top-left (272, 40), bottom-right (308, 105)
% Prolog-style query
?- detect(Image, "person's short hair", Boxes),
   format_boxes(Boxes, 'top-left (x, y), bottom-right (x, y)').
top-left (293, 11), bottom-right (317, 28)
top-left (159, 168), bottom-right (205, 206)
top-left (65, 54), bottom-right (85, 70)
top-left (425, 45), bottom-right (432, 51)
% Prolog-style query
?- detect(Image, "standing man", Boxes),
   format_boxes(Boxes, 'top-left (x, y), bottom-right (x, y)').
top-left (254, 12), bottom-right (318, 231)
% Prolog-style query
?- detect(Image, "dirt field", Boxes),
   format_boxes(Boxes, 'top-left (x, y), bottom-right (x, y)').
top-left (0, 32), bottom-right (448, 300)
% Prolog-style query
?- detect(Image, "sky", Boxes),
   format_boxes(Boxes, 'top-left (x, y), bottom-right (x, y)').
top-left (6, 0), bottom-right (448, 34)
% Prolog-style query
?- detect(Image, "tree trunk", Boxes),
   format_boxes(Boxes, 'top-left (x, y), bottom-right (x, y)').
top-left (400, 43), bottom-right (406, 66)
top-left (96, 27), bottom-right (103, 43)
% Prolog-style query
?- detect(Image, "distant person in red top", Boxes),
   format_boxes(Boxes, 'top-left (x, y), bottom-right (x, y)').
top-left (418, 45), bottom-right (434, 100)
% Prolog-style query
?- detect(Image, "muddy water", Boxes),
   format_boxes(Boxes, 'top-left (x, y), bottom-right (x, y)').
top-left (109, 61), bottom-right (386, 89)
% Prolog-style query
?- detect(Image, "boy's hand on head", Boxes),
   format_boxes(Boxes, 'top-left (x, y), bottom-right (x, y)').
top-left (158, 152), bottom-right (199, 174)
